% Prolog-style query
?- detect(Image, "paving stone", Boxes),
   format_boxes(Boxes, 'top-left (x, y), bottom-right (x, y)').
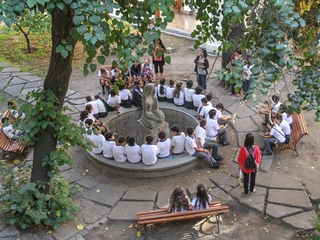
top-left (76, 233), bottom-right (85, 240)
top-left (0, 77), bottom-right (11, 89)
top-left (260, 157), bottom-right (272, 172)
top-left (251, 114), bottom-right (266, 131)
top-left (256, 172), bottom-right (272, 188)
top-left (156, 189), bottom-right (172, 209)
top-left (1, 67), bottom-right (20, 73)
top-left (85, 224), bottom-right (93, 231)
top-left (66, 89), bottom-right (76, 96)
top-left (26, 147), bottom-right (34, 161)
top-left (11, 72), bottom-right (32, 77)
top-left (99, 217), bottom-right (108, 224)
top-left (226, 102), bottom-right (257, 118)
top-left (283, 211), bottom-right (316, 230)
top-left (237, 132), bottom-right (264, 149)
top-left (270, 172), bottom-right (304, 190)
top-left (52, 222), bottom-right (81, 240)
top-left (80, 201), bottom-right (110, 224)
top-left (209, 187), bottom-right (234, 205)
top-left (108, 201), bottom-right (154, 220)
top-left (77, 178), bottom-right (99, 190)
top-left (59, 164), bottom-right (71, 172)
top-left (268, 189), bottom-right (313, 210)
top-left (238, 187), bottom-right (267, 213)
top-left (232, 148), bottom-right (240, 163)
top-left (19, 75), bottom-right (43, 82)
top-left (266, 203), bottom-right (303, 219)
top-left (62, 169), bottom-right (83, 183)
top-left (85, 184), bottom-right (125, 207)
top-left (0, 226), bottom-right (19, 237)
top-left (92, 222), bottom-right (100, 228)
top-left (0, 63), bottom-right (11, 67)
top-left (67, 91), bottom-right (87, 100)
top-left (222, 161), bottom-right (239, 178)
top-left (232, 116), bottom-right (260, 133)
top-left (307, 183), bottom-right (320, 202)
top-left (187, 179), bottom-right (215, 196)
top-left (9, 76), bottom-right (27, 85)
top-left (4, 84), bottom-right (24, 97)
top-left (66, 98), bottom-right (87, 106)
top-left (210, 172), bottom-right (239, 192)
top-left (64, 102), bottom-right (80, 115)
top-left (122, 190), bottom-right (156, 201)
top-left (24, 80), bottom-right (43, 88)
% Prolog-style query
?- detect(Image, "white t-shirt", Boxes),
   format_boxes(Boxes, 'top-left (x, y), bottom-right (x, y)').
top-left (141, 144), bottom-right (158, 165)
top-left (184, 88), bottom-right (195, 102)
top-left (157, 138), bottom-right (172, 158)
top-left (157, 85), bottom-right (167, 98)
top-left (119, 89), bottom-right (132, 101)
top-left (215, 108), bottom-right (223, 121)
top-left (279, 120), bottom-right (291, 135)
top-left (10, 109), bottom-right (25, 119)
top-left (166, 86), bottom-right (175, 99)
top-left (96, 98), bottom-right (107, 113)
top-left (125, 144), bottom-right (141, 163)
top-left (195, 125), bottom-right (206, 146)
top-left (174, 90), bottom-right (185, 106)
top-left (191, 195), bottom-right (212, 210)
top-left (270, 124), bottom-right (286, 143)
top-left (85, 100), bottom-right (99, 115)
top-left (206, 118), bottom-right (219, 137)
top-left (112, 145), bottom-right (127, 163)
top-left (102, 140), bottom-right (115, 158)
top-left (243, 64), bottom-right (253, 80)
top-left (3, 124), bottom-right (17, 139)
top-left (272, 101), bottom-right (282, 114)
top-left (200, 104), bottom-right (213, 119)
top-left (88, 132), bottom-right (104, 154)
top-left (192, 94), bottom-right (205, 108)
top-left (171, 132), bottom-right (186, 154)
top-left (185, 135), bottom-right (197, 155)
top-left (107, 95), bottom-right (121, 107)
top-left (282, 112), bottom-right (292, 125)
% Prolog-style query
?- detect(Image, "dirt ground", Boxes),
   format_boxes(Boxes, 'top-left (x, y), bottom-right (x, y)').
top-left (65, 34), bottom-right (320, 239)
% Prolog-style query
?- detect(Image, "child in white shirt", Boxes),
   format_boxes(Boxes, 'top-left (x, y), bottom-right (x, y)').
top-left (157, 131), bottom-right (172, 158)
top-left (125, 136), bottom-right (141, 163)
top-left (170, 124), bottom-right (186, 155)
top-left (141, 135), bottom-right (158, 165)
top-left (112, 136), bottom-right (127, 163)
top-left (102, 132), bottom-right (115, 159)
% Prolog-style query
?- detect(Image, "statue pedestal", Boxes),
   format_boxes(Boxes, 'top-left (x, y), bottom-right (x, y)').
top-left (136, 120), bottom-right (170, 145)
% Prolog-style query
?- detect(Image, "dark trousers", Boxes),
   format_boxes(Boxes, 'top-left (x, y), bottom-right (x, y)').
top-left (243, 171), bottom-right (256, 194)
top-left (154, 61), bottom-right (163, 74)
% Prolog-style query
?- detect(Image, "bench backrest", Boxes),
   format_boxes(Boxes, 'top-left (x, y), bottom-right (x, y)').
top-left (285, 112), bottom-right (308, 146)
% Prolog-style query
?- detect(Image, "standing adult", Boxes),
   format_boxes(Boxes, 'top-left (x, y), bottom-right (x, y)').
top-left (194, 50), bottom-right (209, 92)
top-left (238, 133), bottom-right (261, 196)
top-left (132, 80), bottom-right (144, 109)
top-left (242, 55), bottom-right (254, 101)
top-left (153, 38), bottom-right (165, 80)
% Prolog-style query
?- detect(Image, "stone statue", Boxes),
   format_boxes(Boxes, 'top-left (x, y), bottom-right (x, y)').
top-left (141, 83), bottom-right (165, 129)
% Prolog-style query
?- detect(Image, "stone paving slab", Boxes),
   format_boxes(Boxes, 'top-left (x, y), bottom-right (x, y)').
top-left (187, 179), bottom-right (216, 196)
top-left (24, 80), bottom-right (43, 89)
top-left (270, 172), bottom-right (304, 190)
top-left (62, 169), bottom-right (83, 183)
top-left (222, 162), bottom-right (239, 178)
top-left (238, 187), bottom-right (267, 213)
top-left (237, 132), bottom-right (264, 149)
top-left (80, 199), bottom-right (110, 224)
top-left (0, 63), bottom-right (11, 67)
top-left (122, 190), bottom-right (156, 201)
top-left (156, 189), bottom-right (172, 209)
top-left (266, 203), bottom-right (303, 219)
top-left (0, 226), bottom-right (19, 238)
top-left (268, 189), bottom-right (313, 210)
top-left (232, 148), bottom-right (240, 163)
top-left (77, 178), bottom-right (99, 190)
top-left (210, 172), bottom-right (240, 192)
top-left (0, 77), bottom-right (12, 90)
top-left (256, 172), bottom-right (272, 188)
top-left (306, 183), bottom-right (320, 202)
top-left (283, 211), bottom-right (316, 231)
top-left (260, 157), bottom-right (272, 172)
top-left (64, 102), bottom-right (81, 115)
top-left (1, 67), bottom-right (20, 73)
top-left (52, 221), bottom-right (81, 240)
top-left (19, 75), bottom-right (43, 82)
top-left (251, 114), bottom-right (265, 131)
top-left (232, 116), bottom-right (260, 133)
top-left (226, 102), bottom-right (257, 119)
top-left (11, 72), bottom-right (32, 76)
top-left (209, 187), bottom-right (234, 205)
top-left (85, 184), bottom-right (125, 207)
top-left (108, 201), bottom-right (154, 220)
top-left (67, 91), bottom-right (87, 100)
top-left (10, 76), bottom-right (27, 85)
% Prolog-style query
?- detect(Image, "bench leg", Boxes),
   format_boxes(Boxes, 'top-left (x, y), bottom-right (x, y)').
top-left (215, 214), bottom-right (221, 234)
top-left (276, 146), bottom-right (298, 156)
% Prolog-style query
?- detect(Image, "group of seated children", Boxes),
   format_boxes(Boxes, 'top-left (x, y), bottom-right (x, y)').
top-left (1, 101), bottom-right (25, 140)
top-left (258, 95), bottom-right (292, 155)
top-left (167, 184), bottom-right (212, 213)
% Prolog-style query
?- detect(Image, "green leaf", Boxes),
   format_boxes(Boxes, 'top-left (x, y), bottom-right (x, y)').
top-left (261, 80), bottom-right (272, 87)
top-left (73, 15), bottom-right (85, 25)
top-left (97, 56), bottom-right (105, 65)
top-left (77, 25), bottom-right (87, 34)
top-left (274, 0), bottom-right (283, 8)
top-left (260, 88), bottom-right (268, 95)
top-left (275, 44), bottom-right (285, 51)
top-left (223, 8), bottom-right (232, 15)
top-left (90, 63), bottom-right (97, 72)
top-left (231, 5), bottom-right (241, 15)
top-left (56, 2), bottom-right (64, 10)
top-left (89, 15), bottom-right (101, 25)
top-left (260, 47), bottom-right (272, 56)
top-left (238, 1), bottom-right (248, 11)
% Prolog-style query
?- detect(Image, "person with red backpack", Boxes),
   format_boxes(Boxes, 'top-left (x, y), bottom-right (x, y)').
top-left (238, 133), bottom-right (262, 196)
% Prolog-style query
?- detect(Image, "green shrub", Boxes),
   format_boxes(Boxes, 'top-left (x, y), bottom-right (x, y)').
top-left (0, 160), bottom-right (82, 230)
top-left (311, 211), bottom-right (320, 240)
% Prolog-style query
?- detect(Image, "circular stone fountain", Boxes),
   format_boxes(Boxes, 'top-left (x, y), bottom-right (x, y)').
top-left (86, 100), bottom-right (199, 178)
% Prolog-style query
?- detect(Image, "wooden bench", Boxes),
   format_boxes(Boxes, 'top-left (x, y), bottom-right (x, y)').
top-left (0, 110), bottom-right (27, 158)
top-left (276, 112), bottom-right (308, 156)
top-left (137, 200), bottom-right (229, 233)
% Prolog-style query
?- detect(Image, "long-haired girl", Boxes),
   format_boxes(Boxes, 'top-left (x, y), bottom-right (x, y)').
top-left (191, 183), bottom-right (212, 210)
top-left (167, 186), bottom-right (191, 213)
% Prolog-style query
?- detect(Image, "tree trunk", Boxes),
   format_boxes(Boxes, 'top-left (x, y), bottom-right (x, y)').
top-left (16, 24), bottom-right (31, 53)
top-left (220, 22), bottom-right (245, 90)
top-left (31, 9), bottom-right (77, 193)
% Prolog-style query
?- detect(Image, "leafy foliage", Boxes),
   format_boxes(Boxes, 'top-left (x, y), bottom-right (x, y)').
top-left (311, 211), bottom-right (320, 240)
top-left (186, 0), bottom-right (320, 121)
top-left (0, 161), bottom-right (82, 229)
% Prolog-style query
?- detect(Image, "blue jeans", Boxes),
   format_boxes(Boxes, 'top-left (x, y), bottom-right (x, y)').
top-left (198, 74), bottom-right (207, 89)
